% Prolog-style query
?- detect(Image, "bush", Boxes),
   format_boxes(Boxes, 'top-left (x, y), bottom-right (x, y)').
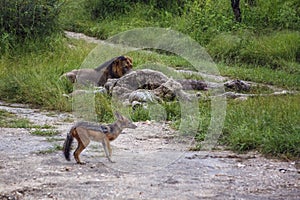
top-left (181, 0), bottom-right (300, 45)
top-left (242, 0), bottom-right (300, 30)
top-left (145, 0), bottom-right (187, 15)
top-left (0, 0), bottom-right (62, 53)
top-left (207, 30), bottom-right (300, 70)
top-left (240, 31), bottom-right (300, 69)
top-left (182, 0), bottom-right (244, 45)
top-left (85, 0), bottom-right (134, 20)
top-left (84, 0), bottom-right (187, 20)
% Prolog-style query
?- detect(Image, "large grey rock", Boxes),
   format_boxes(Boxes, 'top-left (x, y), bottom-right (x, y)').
top-left (107, 69), bottom-right (198, 104)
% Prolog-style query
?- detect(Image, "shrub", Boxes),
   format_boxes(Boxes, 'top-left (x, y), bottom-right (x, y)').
top-left (85, 0), bottom-right (134, 20)
top-left (84, 0), bottom-right (187, 20)
top-left (144, 0), bottom-right (187, 15)
top-left (242, 0), bottom-right (300, 30)
top-left (207, 30), bottom-right (300, 70)
top-left (0, 0), bottom-right (62, 53)
top-left (183, 0), bottom-right (239, 45)
top-left (240, 31), bottom-right (300, 69)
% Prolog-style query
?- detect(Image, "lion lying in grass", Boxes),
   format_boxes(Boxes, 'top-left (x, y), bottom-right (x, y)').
top-left (62, 55), bottom-right (133, 86)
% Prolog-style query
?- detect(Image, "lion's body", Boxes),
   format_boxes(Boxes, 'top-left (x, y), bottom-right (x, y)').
top-left (62, 56), bottom-right (133, 86)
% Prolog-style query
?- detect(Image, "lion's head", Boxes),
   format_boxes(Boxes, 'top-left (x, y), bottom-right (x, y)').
top-left (111, 56), bottom-right (133, 78)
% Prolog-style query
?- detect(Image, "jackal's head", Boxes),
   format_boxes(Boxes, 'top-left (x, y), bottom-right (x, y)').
top-left (114, 111), bottom-right (137, 129)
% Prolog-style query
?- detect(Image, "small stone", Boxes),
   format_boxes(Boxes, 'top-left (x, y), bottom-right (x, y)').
top-left (65, 167), bottom-right (71, 171)
top-left (279, 168), bottom-right (287, 173)
top-left (237, 163), bottom-right (246, 168)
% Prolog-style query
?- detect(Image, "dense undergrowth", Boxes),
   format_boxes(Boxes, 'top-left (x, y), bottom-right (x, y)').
top-left (0, 0), bottom-right (299, 159)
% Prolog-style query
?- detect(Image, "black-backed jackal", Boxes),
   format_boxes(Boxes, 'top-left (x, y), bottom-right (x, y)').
top-left (63, 112), bottom-right (137, 164)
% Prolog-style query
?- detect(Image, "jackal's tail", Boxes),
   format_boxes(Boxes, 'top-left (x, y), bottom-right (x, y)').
top-left (63, 127), bottom-right (75, 161)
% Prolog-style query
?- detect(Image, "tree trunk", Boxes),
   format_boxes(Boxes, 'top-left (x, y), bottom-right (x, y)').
top-left (231, 0), bottom-right (242, 22)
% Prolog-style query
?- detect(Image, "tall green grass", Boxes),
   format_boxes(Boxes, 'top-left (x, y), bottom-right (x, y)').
top-left (60, 0), bottom-right (300, 44)
top-left (222, 95), bottom-right (300, 159)
top-left (218, 63), bottom-right (300, 90)
top-left (0, 36), bottom-right (95, 110)
top-left (208, 31), bottom-right (300, 90)
top-left (207, 31), bottom-right (300, 68)
top-left (60, 1), bottom-right (183, 39)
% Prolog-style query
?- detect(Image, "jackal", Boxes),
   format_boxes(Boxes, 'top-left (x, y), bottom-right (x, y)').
top-left (63, 112), bottom-right (137, 164)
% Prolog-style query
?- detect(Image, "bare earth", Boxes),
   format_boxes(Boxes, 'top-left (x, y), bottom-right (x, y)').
top-left (0, 102), bottom-right (299, 200)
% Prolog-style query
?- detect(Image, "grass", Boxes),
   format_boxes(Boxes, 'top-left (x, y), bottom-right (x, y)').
top-left (222, 95), bottom-right (300, 159)
top-left (219, 63), bottom-right (300, 91)
top-left (60, 1), bottom-right (181, 40)
top-left (37, 144), bottom-right (63, 154)
top-left (0, 35), bottom-right (95, 111)
top-left (207, 31), bottom-right (300, 68)
top-left (0, 110), bottom-right (33, 128)
top-left (30, 129), bottom-right (60, 137)
top-left (208, 30), bottom-right (300, 90)
top-left (0, 110), bottom-right (56, 130)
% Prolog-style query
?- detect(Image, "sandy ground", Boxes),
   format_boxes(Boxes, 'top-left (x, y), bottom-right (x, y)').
top-left (0, 102), bottom-right (299, 200)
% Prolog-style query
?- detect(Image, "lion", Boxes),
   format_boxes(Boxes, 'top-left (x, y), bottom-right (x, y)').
top-left (62, 56), bottom-right (133, 86)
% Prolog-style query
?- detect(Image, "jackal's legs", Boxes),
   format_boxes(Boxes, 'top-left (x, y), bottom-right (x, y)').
top-left (102, 138), bottom-right (114, 163)
top-left (74, 139), bottom-right (89, 164)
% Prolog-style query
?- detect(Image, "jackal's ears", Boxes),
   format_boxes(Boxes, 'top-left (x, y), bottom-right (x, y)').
top-left (114, 111), bottom-right (123, 119)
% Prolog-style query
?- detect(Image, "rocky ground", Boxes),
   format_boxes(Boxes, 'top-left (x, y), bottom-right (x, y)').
top-left (0, 101), bottom-right (299, 200)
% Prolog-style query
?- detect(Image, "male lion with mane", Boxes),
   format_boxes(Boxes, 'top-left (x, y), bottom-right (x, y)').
top-left (62, 56), bottom-right (133, 86)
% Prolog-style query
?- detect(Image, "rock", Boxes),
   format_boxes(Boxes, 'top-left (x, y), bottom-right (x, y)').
top-left (176, 79), bottom-right (208, 91)
top-left (109, 69), bottom-right (169, 102)
top-left (108, 69), bottom-right (198, 104)
top-left (223, 92), bottom-right (253, 99)
top-left (153, 79), bottom-right (182, 101)
top-left (224, 80), bottom-right (251, 91)
top-left (234, 96), bottom-right (248, 101)
top-left (64, 86), bottom-right (107, 98)
top-left (104, 78), bottom-right (119, 94)
top-left (131, 101), bottom-right (143, 110)
top-left (129, 89), bottom-right (159, 103)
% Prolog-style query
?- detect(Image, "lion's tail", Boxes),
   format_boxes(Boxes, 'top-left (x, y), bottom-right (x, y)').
top-left (63, 127), bottom-right (75, 161)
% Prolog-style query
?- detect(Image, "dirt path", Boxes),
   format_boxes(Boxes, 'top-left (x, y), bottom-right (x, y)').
top-left (0, 102), bottom-right (299, 199)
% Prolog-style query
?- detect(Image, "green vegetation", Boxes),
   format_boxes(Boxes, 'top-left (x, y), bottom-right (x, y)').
top-left (37, 144), bottom-right (63, 154)
top-left (0, 0), bottom-right (62, 54)
top-left (0, 110), bottom-right (32, 128)
top-left (0, 37), bottom-right (95, 110)
top-left (30, 129), bottom-right (59, 136)
top-left (0, 110), bottom-right (56, 129)
top-left (0, 0), bottom-right (299, 159)
top-left (223, 95), bottom-right (300, 158)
